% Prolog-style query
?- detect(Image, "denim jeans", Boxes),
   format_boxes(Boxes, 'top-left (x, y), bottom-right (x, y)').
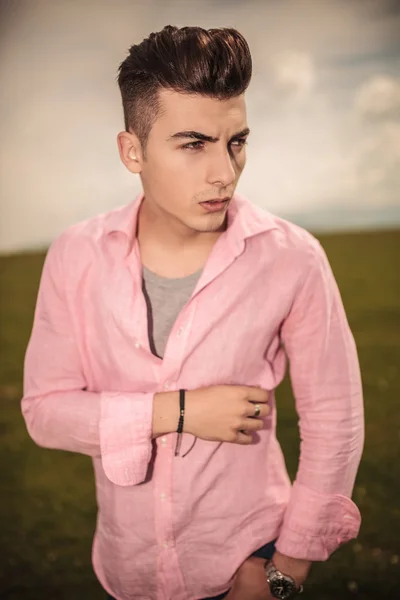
top-left (106, 539), bottom-right (276, 600)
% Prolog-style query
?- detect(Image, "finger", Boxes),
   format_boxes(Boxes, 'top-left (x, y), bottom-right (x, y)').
top-left (241, 417), bottom-right (265, 431)
top-left (245, 386), bottom-right (269, 403)
top-left (245, 402), bottom-right (270, 418)
top-left (235, 430), bottom-right (254, 445)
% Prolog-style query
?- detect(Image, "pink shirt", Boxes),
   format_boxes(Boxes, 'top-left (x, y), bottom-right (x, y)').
top-left (22, 191), bottom-right (364, 600)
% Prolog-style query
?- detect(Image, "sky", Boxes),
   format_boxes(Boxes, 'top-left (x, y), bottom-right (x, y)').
top-left (0, 0), bottom-right (400, 253)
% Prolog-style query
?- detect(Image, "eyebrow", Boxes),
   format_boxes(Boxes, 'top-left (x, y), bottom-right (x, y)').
top-left (166, 127), bottom-right (250, 143)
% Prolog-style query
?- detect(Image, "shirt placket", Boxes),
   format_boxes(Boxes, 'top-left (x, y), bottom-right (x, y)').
top-left (152, 299), bottom-right (198, 600)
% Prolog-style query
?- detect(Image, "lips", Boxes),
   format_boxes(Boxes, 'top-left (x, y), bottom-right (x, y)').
top-left (203, 196), bottom-right (231, 204)
top-left (199, 197), bottom-right (231, 213)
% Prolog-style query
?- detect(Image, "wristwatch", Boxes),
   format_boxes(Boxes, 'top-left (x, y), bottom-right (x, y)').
top-left (264, 560), bottom-right (304, 599)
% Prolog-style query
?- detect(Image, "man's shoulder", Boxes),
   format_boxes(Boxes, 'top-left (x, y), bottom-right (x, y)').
top-left (237, 197), bottom-right (329, 285)
top-left (60, 203), bottom-right (126, 241)
top-left (53, 203), bottom-right (127, 246)
top-left (245, 203), bottom-right (332, 291)
top-left (245, 199), bottom-right (321, 257)
top-left (46, 203), bottom-right (129, 269)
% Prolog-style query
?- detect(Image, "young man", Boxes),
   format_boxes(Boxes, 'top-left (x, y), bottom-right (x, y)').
top-left (21, 25), bottom-right (364, 600)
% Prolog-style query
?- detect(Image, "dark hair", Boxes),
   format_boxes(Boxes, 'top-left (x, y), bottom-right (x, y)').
top-left (117, 25), bottom-right (252, 159)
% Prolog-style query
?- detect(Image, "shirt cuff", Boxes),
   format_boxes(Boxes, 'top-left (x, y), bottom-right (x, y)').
top-left (99, 391), bottom-right (154, 486)
top-left (275, 480), bottom-right (361, 561)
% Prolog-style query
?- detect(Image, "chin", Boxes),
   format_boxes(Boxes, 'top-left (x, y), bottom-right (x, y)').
top-left (194, 218), bottom-right (226, 233)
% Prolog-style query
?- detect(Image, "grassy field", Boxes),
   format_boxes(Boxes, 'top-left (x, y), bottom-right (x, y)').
top-left (0, 229), bottom-right (399, 599)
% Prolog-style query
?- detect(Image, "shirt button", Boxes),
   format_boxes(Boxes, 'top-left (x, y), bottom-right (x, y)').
top-left (160, 492), bottom-right (166, 500)
top-left (161, 437), bottom-right (167, 444)
top-left (163, 541), bottom-right (169, 548)
top-left (134, 341), bottom-right (141, 349)
top-left (164, 382), bottom-right (170, 390)
top-left (177, 326), bottom-right (184, 337)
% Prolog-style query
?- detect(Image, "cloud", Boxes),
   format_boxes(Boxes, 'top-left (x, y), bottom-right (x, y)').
top-left (266, 51), bottom-right (316, 99)
top-left (355, 75), bottom-right (400, 120)
top-left (351, 72), bottom-right (400, 206)
top-left (355, 122), bottom-right (400, 205)
top-left (248, 50), bottom-right (316, 116)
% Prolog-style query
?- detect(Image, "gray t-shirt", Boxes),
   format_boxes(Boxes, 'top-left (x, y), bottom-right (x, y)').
top-left (142, 265), bottom-right (202, 358)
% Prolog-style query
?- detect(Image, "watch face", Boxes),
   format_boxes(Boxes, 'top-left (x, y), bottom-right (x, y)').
top-left (270, 575), bottom-right (297, 599)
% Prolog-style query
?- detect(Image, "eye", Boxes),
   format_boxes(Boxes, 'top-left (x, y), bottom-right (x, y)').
top-left (182, 138), bottom-right (248, 151)
top-left (182, 141), bottom-right (205, 150)
top-left (231, 138), bottom-right (248, 148)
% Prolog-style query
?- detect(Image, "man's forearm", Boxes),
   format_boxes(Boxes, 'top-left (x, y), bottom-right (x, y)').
top-left (22, 388), bottom-right (102, 456)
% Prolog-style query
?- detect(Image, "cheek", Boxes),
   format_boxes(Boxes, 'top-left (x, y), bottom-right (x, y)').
top-left (146, 162), bottom-right (194, 209)
top-left (236, 152), bottom-right (247, 169)
top-left (156, 153), bottom-right (199, 182)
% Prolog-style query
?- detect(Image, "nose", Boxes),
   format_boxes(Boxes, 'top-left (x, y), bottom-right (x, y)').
top-left (206, 148), bottom-right (238, 188)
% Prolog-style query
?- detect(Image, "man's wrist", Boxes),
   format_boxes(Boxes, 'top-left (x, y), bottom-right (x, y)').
top-left (152, 391), bottom-right (180, 438)
top-left (268, 550), bottom-right (312, 589)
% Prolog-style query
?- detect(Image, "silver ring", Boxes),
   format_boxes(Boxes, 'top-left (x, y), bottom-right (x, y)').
top-left (253, 404), bottom-right (261, 417)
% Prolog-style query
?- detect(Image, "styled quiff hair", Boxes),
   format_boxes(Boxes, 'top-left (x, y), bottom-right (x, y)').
top-left (117, 25), bottom-right (252, 159)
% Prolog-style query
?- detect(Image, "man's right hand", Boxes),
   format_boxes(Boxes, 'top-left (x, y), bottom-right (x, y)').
top-left (183, 385), bottom-right (270, 445)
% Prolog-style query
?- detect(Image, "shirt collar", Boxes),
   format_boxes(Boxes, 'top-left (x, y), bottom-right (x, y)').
top-left (226, 191), bottom-right (279, 253)
top-left (103, 190), bottom-right (144, 239)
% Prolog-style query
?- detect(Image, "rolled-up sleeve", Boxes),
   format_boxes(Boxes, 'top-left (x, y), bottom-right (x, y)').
top-left (276, 239), bottom-right (364, 561)
top-left (21, 233), bottom-right (154, 486)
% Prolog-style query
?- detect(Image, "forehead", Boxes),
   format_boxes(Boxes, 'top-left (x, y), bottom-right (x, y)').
top-left (155, 88), bottom-right (247, 133)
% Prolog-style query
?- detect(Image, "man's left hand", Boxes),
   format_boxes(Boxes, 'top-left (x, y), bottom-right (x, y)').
top-left (224, 551), bottom-right (312, 600)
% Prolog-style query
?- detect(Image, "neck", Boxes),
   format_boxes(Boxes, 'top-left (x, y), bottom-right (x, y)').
top-left (135, 196), bottom-right (227, 278)
top-left (136, 196), bottom-right (226, 250)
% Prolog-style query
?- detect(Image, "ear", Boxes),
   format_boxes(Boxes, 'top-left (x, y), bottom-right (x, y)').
top-left (117, 130), bottom-right (142, 174)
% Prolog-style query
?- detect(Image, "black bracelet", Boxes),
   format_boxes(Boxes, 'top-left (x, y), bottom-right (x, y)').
top-left (174, 389), bottom-right (185, 456)
top-left (177, 389), bottom-right (185, 433)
